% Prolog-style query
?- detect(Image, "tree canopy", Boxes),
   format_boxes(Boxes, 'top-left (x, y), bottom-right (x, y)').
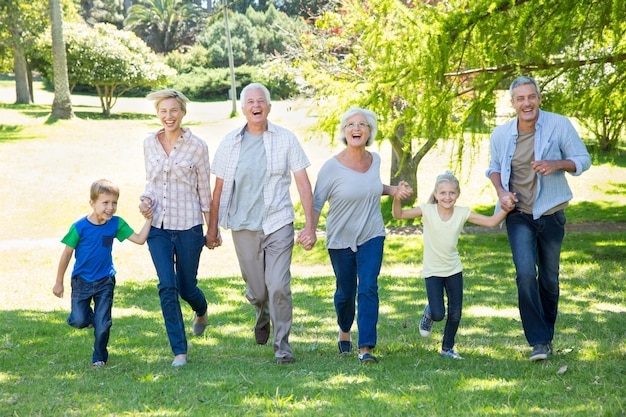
top-left (32, 22), bottom-right (174, 115)
top-left (291, 0), bottom-right (626, 200)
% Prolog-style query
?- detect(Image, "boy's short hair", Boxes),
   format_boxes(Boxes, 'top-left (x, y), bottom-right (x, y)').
top-left (91, 179), bottom-right (119, 201)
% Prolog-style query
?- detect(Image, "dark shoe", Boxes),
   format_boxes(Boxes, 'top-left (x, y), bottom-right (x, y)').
top-left (547, 343), bottom-right (553, 356)
top-left (440, 349), bottom-right (464, 360)
top-left (193, 312), bottom-right (208, 336)
top-left (338, 340), bottom-right (352, 354)
top-left (529, 344), bottom-right (549, 362)
top-left (419, 305), bottom-right (433, 337)
top-left (255, 323), bottom-right (270, 345)
top-left (358, 352), bottom-right (378, 363)
top-left (276, 356), bottom-right (295, 364)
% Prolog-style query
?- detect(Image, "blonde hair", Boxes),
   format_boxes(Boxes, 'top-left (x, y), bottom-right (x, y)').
top-left (427, 171), bottom-right (460, 204)
top-left (146, 89), bottom-right (189, 113)
top-left (90, 179), bottom-right (119, 201)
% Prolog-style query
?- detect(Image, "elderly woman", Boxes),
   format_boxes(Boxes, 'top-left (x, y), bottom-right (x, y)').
top-left (310, 107), bottom-right (410, 363)
top-left (139, 90), bottom-right (212, 367)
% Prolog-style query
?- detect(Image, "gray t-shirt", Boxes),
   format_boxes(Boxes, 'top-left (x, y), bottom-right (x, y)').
top-left (228, 131), bottom-right (266, 231)
top-left (313, 152), bottom-right (385, 251)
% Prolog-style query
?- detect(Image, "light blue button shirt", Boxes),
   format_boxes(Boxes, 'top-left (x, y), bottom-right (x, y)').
top-left (487, 110), bottom-right (591, 219)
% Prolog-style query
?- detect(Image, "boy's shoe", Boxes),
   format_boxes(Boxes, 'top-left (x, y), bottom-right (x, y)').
top-left (440, 349), bottom-right (463, 360)
top-left (92, 360), bottom-right (106, 367)
top-left (338, 340), bottom-right (353, 354)
top-left (358, 353), bottom-right (378, 363)
top-left (419, 305), bottom-right (433, 337)
top-left (276, 356), bottom-right (295, 364)
top-left (529, 344), bottom-right (550, 362)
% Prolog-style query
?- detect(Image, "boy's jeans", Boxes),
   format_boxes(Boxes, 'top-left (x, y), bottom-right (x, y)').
top-left (67, 275), bottom-right (115, 363)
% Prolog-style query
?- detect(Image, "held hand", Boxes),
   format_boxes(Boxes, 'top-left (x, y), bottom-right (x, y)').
top-left (531, 160), bottom-right (554, 176)
top-left (395, 181), bottom-right (413, 200)
top-left (139, 201), bottom-right (153, 219)
top-left (296, 229), bottom-right (317, 251)
top-left (53, 283), bottom-right (64, 298)
top-left (205, 233), bottom-right (222, 250)
top-left (499, 192), bottom-right (518, 212)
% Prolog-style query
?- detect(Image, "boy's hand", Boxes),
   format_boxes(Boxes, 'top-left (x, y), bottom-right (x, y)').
top-left (53, 283), bottom-right (64, 298)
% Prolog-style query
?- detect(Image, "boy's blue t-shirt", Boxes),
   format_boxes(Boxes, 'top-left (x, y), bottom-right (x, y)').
top-left (61, 216), bottom-right (134, 282)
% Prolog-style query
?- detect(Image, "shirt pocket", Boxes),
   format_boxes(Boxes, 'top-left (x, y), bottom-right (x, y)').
top-left (173, 160), bottom-right (197, 185)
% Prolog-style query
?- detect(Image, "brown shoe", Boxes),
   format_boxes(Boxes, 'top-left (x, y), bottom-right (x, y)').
top-left (276, 356), bottom-right (295, 364)
top-left (193, 312), bottom-right (208, 336)
top-left (254, 322), bottom-right (270, 345)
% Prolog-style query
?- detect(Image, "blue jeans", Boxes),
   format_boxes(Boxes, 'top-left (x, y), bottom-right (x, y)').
top-left (424, 272), bottom-right (463, 352)
top-left (328, 236), bottom-right (384, 350)
top-left (506, 209), bottom-right (565, 346)
top-left (147, 225), bottom-right (207, 356)
top-left (67, 275), bottom-right (115, 363)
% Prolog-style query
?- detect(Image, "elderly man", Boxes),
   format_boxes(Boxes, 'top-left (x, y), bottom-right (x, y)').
top-left (487, 76), bottom-right (591, 362)
top-left (206, 83), bottom-right (316, 364)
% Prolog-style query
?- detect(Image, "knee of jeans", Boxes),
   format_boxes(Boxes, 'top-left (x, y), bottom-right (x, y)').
top-left (429, 308), bottom-right (445, 321)
top-left (67, 317), bottom-right (91, 329)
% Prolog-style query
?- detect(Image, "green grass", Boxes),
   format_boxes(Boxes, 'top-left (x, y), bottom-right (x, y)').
top-left (1, 82), bottom-right (625, 416)
top-left (1, 234), bottom-right (626, 416)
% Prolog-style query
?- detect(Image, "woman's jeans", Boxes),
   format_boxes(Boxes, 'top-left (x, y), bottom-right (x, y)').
top-left (506, 209), bottom-right (565, 346)
top-left (328, 236), bottom-right (384, 350)
top-left (147, 225), bottom-right (207, 356)
top-left (67, 275), bottom-right (115, 364)
top-left (424, 272), bottom-right (463, 352)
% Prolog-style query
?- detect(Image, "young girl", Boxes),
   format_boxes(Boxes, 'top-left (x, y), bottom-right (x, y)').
top-left (392, 171), bottom-right (512, 359)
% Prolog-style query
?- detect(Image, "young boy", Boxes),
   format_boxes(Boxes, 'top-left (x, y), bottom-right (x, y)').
top-left (53, 179), bottom-right (152, 367)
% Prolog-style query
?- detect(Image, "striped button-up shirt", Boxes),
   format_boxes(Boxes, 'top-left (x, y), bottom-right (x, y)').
top-left (141, 128), bottom-right (212, 230)
top-left (212, 121), bottom-right (310, 235)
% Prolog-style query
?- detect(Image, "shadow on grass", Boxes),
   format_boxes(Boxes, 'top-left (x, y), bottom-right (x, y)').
top-left (1, 232), bottom-right (624, 416)
top-left (0, 125), bottom-right (39, 142)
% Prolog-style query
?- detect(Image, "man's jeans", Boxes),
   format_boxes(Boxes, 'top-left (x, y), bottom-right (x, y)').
top-left (147, 225), bottom-right (207, 356)
top-left (67, 275), bottom-right (115, 363)
top-left (506, 209), bottom-right (565, 346)
top-left (328, 236), bottom-right (384, 350)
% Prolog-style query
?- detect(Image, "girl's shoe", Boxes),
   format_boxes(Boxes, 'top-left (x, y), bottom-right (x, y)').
top-left (419, 305), bottom-right (433, 337)
top-left (440, 349), bottom-right (463, 360)
top-left (358, 352), bottom-right (378, 363)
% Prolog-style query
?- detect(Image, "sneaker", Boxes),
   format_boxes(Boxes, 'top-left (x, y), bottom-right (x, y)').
top-left (440, 349), bottom-right (463, 360)
top-left (547, 343), bottom-right (553, 356)
top-left (419, 305), bottom-right (433, 337)
top-left (338, 340), bottom-right (352, 354)
top-left (529, 344), bottom-right (549, 362)
top-left (358, 352), bottom-right (378, 363)
top-left (276, 356), bottom-right (295, 364)
top-left (92, 360), bottom-right (106, 367)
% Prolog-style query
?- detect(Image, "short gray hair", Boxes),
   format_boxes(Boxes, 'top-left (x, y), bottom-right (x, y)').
top-left (509, 76), bottom-right (540, 99)
top-left (240, 83), bottom-right (271, 104)
top-left (339, 107), bottom-right (378, 146)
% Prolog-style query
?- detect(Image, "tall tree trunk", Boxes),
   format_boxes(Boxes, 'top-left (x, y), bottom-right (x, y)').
top-left (12, 42), bottom-right (32, 104)
top-left (50, 0), bottom-right (74, 119)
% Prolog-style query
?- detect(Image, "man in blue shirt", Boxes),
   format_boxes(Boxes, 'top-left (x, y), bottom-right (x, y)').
top-left (487, 76), bottom-right (591, 362)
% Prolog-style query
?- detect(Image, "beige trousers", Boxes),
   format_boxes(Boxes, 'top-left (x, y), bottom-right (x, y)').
top-left (232, 223), bottom-right (294, 359)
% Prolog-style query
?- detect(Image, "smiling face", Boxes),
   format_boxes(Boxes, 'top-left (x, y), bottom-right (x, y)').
top-left (242, 88), bottom-right (271, 129)
top-left (343, 114), bottom-right (371, 149)
top-left (89, 192), bottom-right (118, 225)
top-left (157, 97), bottom-right (185, 133)
top-left (434, 181), bottom-right (459, 209)
top-left (511, 83), bottom-right (542, 129)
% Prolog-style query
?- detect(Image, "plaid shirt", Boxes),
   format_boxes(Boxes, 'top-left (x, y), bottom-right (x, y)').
top-left (212, 121), bottom-right (310, 235)
top-left (141, 128), bottom-right (211, 230)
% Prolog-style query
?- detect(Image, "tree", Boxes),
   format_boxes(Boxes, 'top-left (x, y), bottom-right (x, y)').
top-left (77, 0), bottom-right (126, 28)
top-left (50, 0), bottom-right (73, 119)
top-left (124, 0), bottom-right (206, 53)
top-left (291, 0), bottom-right (626, 202)
top-left (0, 0), bottom-right (49, 104)
top-left (33, 22), bottom-right (175, 115)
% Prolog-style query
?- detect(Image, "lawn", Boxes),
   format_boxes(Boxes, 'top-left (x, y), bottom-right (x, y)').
top-left (0, 80), bottom-right (625, 416)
